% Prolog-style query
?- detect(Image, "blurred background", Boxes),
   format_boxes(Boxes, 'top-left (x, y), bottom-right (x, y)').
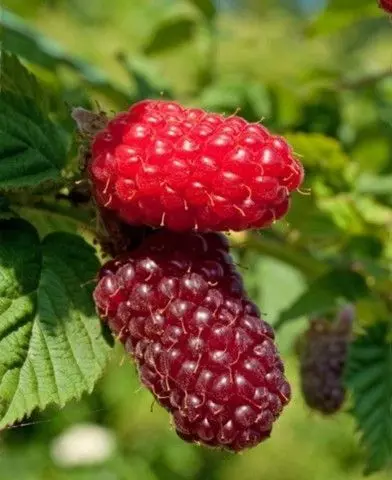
top-left (1, 0), bottom-right (392, 479)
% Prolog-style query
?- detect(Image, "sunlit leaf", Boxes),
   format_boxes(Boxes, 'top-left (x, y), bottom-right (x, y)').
top-left (144, 16), bottom-right (197, 55)
top-left (0, 219), bottom-right (111, 428)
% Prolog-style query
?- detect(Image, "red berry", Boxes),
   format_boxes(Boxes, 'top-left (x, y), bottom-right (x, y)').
top-left (89, 100), bottom-right (303, 232)
top-left (94, 230), bottom-right (291, 451)
top-left (379, 0), bottom-right (392, 13)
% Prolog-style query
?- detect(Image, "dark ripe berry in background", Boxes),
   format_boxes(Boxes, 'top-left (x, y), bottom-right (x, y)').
top-left (89, 100), bottom-right (303, 233)
top-left (299, 308), bottom-right (353, 415)
top-left (94, 230), bottom-right (291, 451)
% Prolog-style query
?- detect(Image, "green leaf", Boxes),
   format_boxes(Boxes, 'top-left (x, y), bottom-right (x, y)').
top-left (284, 132), bottom-right (350, 171)
top-left (0, 8), bottom-right (131, 107)
top-left (287, 195), bottom-right (345, 246)
top-left (0, 91), bottom-right (67, 192)
top-left (276, 269), bottom-right (370, 329)
top-left (351, 129), bottom-right (390, 174)
top-left (0, 197), bottom-right (17, 221)
top-left (352, 197), bottom-right (392, 227)
top-left (346, 324), bottom-right (392, 474)
top-left (0, 52), bottom-right (51, 114)
top-left (317, 196), bottom-right (365, 234)
top-left (307, 0), bottom-right (380, 36)
top-left (14, 199), bottom-right (92, 238)
top-left (117, 54), bottom-right (174, 100)
top-left (356, 174), bottom-right (392, 196)
top-left (343, 236), bottom-right (383, 260)
top-left (197, 81), bottom-right (245, 112)
top-left (0, 219), bottom-right (110, 428)
top-left (0, 51), bottom-right (72, 136)
top-left (255, 257), bottom-right (307, 354)
top-left (197, 80), bottom-right (271, 121)
top-left (233, 232), bottom-right (326, 281)
top-left (188, 0), bottom-right (216, 21)
top-left (144, 16), bottom-right (197, 55)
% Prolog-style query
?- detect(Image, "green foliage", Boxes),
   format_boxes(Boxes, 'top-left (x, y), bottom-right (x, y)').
top-left (0, 219), bottom-right (110, 428)
top-left (0, 7), bottom-right (132, 106)
top-left (346, 324), bottom-right (392, 474)
top-left (356, 174), bottom-right (392, 196)
top-left (188, 0), bottom-right (216, 21)
top-left (197, 80), bottom-right (271, 119)
top-left (144, 15), bottom-right (197, 55)
top-left (0, 197), bottom-right (16, 220)
top-left (0, 90), bottom-right (67, 191)
top-left (285, 132), bottom-right (350, 172)
top-left (0, 52), bottom-right (50, 114)
top-left (277, 269), bottom-right (370, 329)
top-left (117, 54), bottom-right (174, 100)
top-left (307, 0), bottom-right (381, 36)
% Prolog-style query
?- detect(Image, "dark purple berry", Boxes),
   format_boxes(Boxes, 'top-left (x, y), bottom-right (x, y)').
top-left (94, 230), bottom-right (290, 451)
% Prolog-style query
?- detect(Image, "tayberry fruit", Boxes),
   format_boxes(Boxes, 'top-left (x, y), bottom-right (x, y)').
top-left (89, 100), bottom-right (303, 232)
top-left (379, 0), bottom-right (392, 14)
top-left (94, 230), bottom-right (291, 451)
top-left (299, 306), bottom-right (354, 415)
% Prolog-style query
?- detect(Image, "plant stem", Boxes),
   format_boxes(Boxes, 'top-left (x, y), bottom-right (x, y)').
top-left (230, 232), bottom-right (327, 280)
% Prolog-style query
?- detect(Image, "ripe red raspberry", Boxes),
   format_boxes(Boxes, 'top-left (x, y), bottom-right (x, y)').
top-left (94, 230), bottom-right (291, 451)
top-left (379, 0), bottom-right (392, 13)
top-left (89, 100), bottom-right (303, 232)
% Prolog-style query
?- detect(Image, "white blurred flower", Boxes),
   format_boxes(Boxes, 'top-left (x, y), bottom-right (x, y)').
top-left (50, 423), bottom-right (116, 468)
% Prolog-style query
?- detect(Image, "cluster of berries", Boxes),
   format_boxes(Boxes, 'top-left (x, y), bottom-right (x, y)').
top-left (87, 100), bottom-right (304, 451)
